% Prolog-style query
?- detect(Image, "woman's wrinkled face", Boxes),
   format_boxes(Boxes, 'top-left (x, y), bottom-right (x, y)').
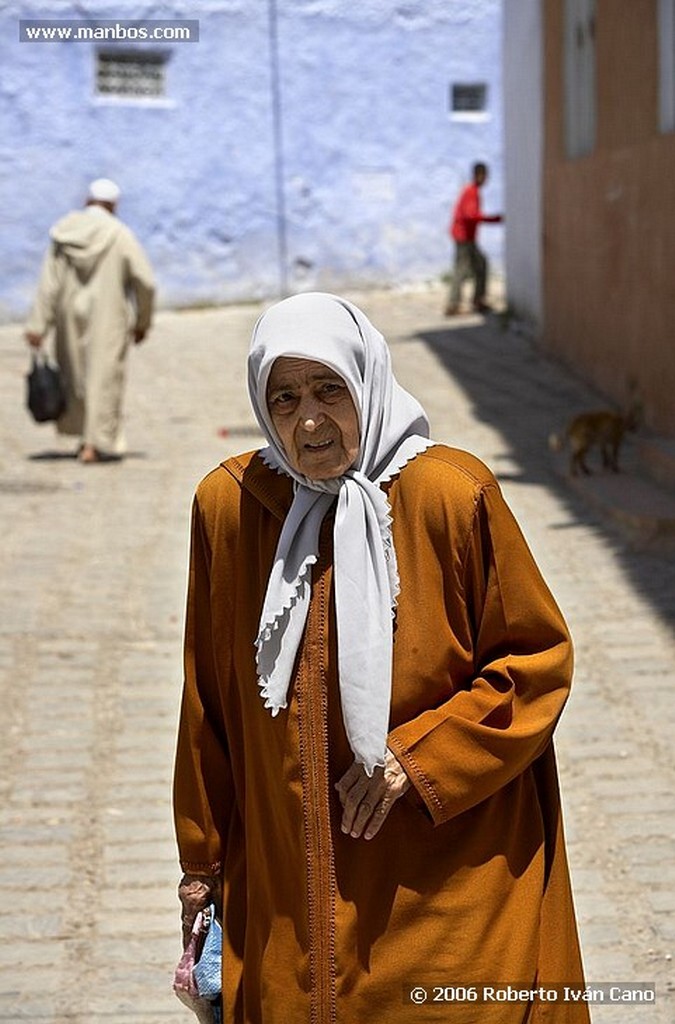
top-left (266, 357), bottom-right (360, 479)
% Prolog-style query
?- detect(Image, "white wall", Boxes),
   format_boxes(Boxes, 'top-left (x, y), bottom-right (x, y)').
top-left (503, 0), bottom-right (543, 327)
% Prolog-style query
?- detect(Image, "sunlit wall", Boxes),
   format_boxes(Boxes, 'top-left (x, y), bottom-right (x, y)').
top-left (1, 0), bottom-right (504, 318)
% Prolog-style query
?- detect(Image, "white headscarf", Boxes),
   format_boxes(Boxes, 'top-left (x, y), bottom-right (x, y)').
top-left (248, 292), bottom-right (435, 774)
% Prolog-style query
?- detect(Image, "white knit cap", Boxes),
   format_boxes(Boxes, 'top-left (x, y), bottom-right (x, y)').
top-left (87, 178), bottom-right (121, 203)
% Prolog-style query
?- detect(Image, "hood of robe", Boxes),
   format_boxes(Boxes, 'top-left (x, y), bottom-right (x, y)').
top-left (49, 209), bottom-right (122, 277)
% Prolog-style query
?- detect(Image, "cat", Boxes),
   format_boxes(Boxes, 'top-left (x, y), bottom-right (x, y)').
top-left (549, 402), bottom-right (642, 476)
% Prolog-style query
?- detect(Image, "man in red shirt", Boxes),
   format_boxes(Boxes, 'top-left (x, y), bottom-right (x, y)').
top-left (445, 162), bottom-right (503, 316)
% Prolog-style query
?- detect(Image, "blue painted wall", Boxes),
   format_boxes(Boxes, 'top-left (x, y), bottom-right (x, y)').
top-left (1, 0), bottom-right (503, 319)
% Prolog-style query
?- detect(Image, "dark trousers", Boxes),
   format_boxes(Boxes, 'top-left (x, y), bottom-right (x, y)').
top-left (448, 241), bottom-right (487, 306)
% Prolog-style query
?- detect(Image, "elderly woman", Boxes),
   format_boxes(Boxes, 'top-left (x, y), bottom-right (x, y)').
top-left (174, 293), bottom-right (589, 1024)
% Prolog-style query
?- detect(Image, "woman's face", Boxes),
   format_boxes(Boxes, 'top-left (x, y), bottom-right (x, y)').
top-left (266, 357), bottom-right (360, 479)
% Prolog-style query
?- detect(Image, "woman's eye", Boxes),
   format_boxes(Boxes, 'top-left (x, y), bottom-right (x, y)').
top-left (272, 391), bottom-right (295, 406)
top-left (321, 383), bottom-right (343, 397)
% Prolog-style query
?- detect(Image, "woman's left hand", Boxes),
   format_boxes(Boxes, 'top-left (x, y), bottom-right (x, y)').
top-left (335, 748), bottom-right (411, 840)
top-left (178, 874), bottom-right (219, 949)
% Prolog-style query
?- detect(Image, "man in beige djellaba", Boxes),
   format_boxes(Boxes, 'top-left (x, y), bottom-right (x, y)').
top-left (25, 178), bottom-right (155, 463)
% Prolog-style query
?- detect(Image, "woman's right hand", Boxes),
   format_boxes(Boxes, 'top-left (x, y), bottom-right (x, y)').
top-left (178, 874), bottom-right (219, 949)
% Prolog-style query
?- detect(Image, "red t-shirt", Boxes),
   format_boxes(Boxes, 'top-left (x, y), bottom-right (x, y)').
top-left (450, 183), bottom-right (499, 242)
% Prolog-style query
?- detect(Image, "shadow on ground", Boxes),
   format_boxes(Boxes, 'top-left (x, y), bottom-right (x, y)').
top-left (27, 449), bottom-right (148, 462)
top-left (416, 321), bottom-right (675, 632)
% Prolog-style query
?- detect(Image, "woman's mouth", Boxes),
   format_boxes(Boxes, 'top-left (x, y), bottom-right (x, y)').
top-left (304, 439), bottom-right (334, 452)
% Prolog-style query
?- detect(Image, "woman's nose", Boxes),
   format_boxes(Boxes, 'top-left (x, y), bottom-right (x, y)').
top-left (298, 397), bottom-right (324, 430)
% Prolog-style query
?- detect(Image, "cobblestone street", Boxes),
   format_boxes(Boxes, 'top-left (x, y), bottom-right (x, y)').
top-left (0, 287), bottom-right (673, 1023)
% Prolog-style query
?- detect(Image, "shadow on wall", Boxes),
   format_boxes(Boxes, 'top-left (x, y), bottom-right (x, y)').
top-left (414, 323), bottom-right (675, 633)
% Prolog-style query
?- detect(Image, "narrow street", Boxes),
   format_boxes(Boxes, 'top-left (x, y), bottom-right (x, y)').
top-left (0, 287), bottom-right (673, 1022)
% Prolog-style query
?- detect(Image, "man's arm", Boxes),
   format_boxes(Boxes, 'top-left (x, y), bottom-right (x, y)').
top-left (24, 243), bottom-right (64, 346)
top-left (122, 230), bottom-right (155, 342)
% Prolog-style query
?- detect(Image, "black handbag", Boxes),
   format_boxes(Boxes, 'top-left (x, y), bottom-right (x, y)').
top-left (26, 353), bottom-right (67, 423)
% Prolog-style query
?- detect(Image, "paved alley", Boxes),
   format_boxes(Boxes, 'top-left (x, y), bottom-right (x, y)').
top-left (0, 288), bottom-right (673, 1022)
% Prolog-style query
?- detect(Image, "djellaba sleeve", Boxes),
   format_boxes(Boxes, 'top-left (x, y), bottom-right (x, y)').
top-left (173, 496), bottom-right (235, 876)
top-left (388, 481), bottom-right (573, 826)
top-left (122, 228), bottom-right (155, 336)
top-left (25, 242), bottom-right (65, 337)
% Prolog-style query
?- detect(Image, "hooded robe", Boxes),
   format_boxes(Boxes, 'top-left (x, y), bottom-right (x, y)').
top-left (26, 206), bottom-right (154, 455)
top-left (174, 444), bottom-right (590, 1024)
